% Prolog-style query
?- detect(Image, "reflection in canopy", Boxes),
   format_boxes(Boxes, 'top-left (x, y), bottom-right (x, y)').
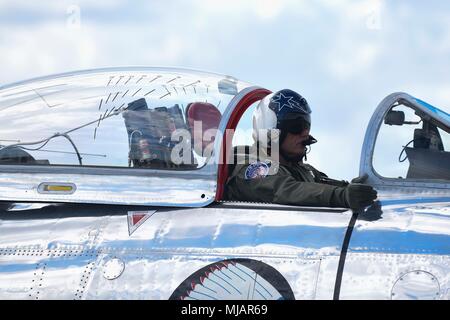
top-left (0, 68), bottom-right (250, 170)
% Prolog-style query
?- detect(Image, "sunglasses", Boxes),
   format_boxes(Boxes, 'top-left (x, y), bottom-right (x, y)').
top-left (279, 118), bottom-right (310, 134)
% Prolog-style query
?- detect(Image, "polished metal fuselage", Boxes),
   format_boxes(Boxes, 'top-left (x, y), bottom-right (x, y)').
top-left (0, 190), bottom-right (449, 300)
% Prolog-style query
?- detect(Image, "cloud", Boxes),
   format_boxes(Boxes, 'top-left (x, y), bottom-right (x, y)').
top-left (0, 23), bottom-right (98, 82)
top-left (328, 43), bottom-right (381, 80)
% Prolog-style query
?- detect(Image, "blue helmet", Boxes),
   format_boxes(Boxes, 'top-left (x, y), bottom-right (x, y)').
top-left (253, 89), bottom-right (312, 147)
top-left (253, 89), bottom-right (315, 160)
top-left (268, 89), bottom-right (311, 133)
top-left (269, 89), bottom-right (311, 125)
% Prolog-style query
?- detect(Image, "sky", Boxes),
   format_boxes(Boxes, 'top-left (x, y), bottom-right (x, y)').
top-left (0, 0), bottom-right (449, 180)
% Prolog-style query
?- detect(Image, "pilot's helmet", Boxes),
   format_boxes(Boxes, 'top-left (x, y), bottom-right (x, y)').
top-left (252, 89), bottom-right (311, 147)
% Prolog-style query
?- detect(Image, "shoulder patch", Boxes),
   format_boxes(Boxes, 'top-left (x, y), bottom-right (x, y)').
top-left (245, 161), bottom-right (269, 180)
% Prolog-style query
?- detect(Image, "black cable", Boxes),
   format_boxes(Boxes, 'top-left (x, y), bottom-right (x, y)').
top-left (398, 139), bottom-right (416, 163)
top-left (0, 102), bottom-right (133, 166)
top-left (0, 133), bottom-right (83, 165)
top-left (19, 139), bottom-right (52, 152)
top-left (333, 209), bottom-right (360, 300)
top-left (60, 133), bottom-right (83, 165)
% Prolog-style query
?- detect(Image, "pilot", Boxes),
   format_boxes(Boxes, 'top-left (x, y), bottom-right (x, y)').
top-left (225, 89), bottom-right (377, 210)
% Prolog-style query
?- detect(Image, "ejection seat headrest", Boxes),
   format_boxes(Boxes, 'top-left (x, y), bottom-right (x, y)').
top-left (186, 102), bottom-right (222, 153)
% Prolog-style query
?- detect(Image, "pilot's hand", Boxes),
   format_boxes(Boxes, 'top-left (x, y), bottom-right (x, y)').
top-left (344, 183), bottom-right (377, 210)
top-left (351, 173), bottom-right (369, 184)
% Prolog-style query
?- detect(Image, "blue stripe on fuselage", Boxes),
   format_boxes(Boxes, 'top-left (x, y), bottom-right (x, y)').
top-left (380, 197), bottom-right (450, 207)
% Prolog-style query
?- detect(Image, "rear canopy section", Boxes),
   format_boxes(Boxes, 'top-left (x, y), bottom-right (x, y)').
top-left (361, 92), bottom-right (450, 188)
top-left (0, 67), bottom-right (255, 207)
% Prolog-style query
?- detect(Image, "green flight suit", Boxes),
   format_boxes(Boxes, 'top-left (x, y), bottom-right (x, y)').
top-left (225, 156), bottom-right (350, 208)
